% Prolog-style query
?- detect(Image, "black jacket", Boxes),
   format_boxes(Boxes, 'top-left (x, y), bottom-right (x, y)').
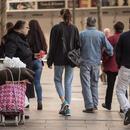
top-left (116, 31), bottom-right (130, 69)
top-left (4, 31), bottom-right (33, 69)
top-left (47, 22), bottom-right (80, 67)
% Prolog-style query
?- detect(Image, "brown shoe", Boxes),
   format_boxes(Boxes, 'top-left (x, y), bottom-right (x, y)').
top-left (83, 108), bottom-right (94, 113)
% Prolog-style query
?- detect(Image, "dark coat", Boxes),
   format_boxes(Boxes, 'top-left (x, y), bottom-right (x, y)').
top-left (47, 22), bottom-right (80, 67)
top-left (116, 31), bottom-right (130, 69)
top-left (5, 31), bottom-right (33, 69)
top-left (4, 30), bottom-right (35, 98)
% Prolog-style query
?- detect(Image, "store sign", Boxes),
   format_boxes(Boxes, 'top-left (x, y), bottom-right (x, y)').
top-left (8, 2), bottom-right (36, 10)
top-left (38, 1), bottom-right (65, 9)
top-left (8, 0), bottom-right (35, 2)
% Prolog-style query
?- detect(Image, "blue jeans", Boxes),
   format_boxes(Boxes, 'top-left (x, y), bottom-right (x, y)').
top-left (33, 60), bottom-right (43, 102)
top-left (80, 63), bottom-right (100, 109)
top-left (54, 66), bottom-right (73, 104)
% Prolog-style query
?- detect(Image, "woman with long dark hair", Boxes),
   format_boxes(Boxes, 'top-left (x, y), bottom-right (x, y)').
top-left (28, 20), bottom-right (47, 110)
top-left (47, 9), bottom-right (80, 116)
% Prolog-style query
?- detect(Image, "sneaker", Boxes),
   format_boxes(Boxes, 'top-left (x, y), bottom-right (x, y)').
top-left (94, 106), bottom-right (98, 110)
top-left (64, 106), bottom-right (71, 116)
top-left (83, 108), bottom-right (94, 113)
top-left (124, 109), bottom-right (130, 125)
top-left (59, 100), bottom-right (69, 115)
top-left (102, 103), bottom-right (111, 110)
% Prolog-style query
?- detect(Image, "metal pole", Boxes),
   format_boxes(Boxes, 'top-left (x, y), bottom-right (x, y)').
top-left (0, 0), bottom-right (7, 39)
top-left (97, 0), bottom-right (102, 30)
top-left (72, 0), bottom-right (76, 24)
top-left (0, 0), bottom-right (1, 40)
top-left (65, 0), bottom-right (68, 8)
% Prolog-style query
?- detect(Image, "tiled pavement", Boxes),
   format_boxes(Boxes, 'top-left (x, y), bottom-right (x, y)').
top-left (0, 65), bottom-right (130, 130)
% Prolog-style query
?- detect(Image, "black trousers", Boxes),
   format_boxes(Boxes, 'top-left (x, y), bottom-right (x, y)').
top-left (105, 71), bottom-right (118, 109)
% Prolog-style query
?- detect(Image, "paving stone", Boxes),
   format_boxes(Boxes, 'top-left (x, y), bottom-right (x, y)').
top-left (0, 66), bottom-right (128, 130)
top-left (67, 127), bottom-right (87, 130)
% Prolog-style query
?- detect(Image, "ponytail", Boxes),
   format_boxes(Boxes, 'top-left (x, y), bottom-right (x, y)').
top-left (60, 9), bottom-right (71, 25)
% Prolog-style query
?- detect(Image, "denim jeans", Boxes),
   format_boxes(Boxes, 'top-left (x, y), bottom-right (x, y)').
top-left (80, 63), bottom-right (100, 109)
top-left (54, 65), bottom-right (73, 104)
top-left (33, 60), bottom-right (43, 102)
top-left (116, 66), bottom-right (130, 113)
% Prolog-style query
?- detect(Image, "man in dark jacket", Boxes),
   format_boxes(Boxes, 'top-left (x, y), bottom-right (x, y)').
top-left (47, 9), bottom-right (80, 116)
top-left (116, 29), bottom-right (130, 125)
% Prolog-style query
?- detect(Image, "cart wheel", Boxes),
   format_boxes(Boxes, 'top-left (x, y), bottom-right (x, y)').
top-left (1, 114), bottom-right (5, 126)
top-left (15, 116), bottom-right (19, 126)
top-left (19, 114), bottom-right (24, 125)
top-left (0, 114), bottom-right (1, 123)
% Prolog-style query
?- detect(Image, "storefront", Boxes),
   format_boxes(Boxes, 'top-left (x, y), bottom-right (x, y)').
top-left (7, 0), bottom-right (130, 44)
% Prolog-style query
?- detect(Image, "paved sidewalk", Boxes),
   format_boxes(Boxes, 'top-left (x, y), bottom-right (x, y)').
top-left (1, 65), bottom-right (130, 130)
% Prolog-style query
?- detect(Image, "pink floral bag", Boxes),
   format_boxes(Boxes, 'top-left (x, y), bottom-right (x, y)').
top-left (0, 68), bottom-right (26, 113)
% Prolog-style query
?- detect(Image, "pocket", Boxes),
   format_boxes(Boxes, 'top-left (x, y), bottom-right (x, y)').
top-left (92, 66), bottom-right (100, 82)
top-left (33, 60), bottom-right (42, 70)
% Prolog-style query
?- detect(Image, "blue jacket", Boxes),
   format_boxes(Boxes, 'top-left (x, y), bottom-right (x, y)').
top-left (80, 27), bottom-right (113, 65)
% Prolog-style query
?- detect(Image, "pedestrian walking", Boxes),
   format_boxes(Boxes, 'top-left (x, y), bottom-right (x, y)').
top-left (80, 17), bottom-right (113, 113)
top-left (28, 19), bottom-right (47, 110)
top-left (102, 21), bottom-right (124, 110)
top-left (116, 28), bottom-right (130, 125)
top-left (47, 9), bottom-right (80, 116)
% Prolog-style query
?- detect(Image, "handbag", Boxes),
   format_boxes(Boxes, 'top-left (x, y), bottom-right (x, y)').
top-left (61, 23), bottom-right (80, 67)
top-left (0, 68), bottom-right (26, 113)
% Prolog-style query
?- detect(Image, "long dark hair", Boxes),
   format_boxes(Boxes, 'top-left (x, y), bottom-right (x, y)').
top-left (28, 20), bottom-right (47, 53)
top-left (60, 9), bottom-right (72, 25)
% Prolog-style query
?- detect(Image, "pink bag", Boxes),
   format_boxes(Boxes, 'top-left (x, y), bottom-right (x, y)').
top-left (0, 83), bottom-right (26, 113)
top-left (0, 68), bottom-right (26, 113)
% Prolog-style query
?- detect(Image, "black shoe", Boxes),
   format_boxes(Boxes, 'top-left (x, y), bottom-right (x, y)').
top-left (25, 105), bottom-right (29, 108)
top-left (124, 109), bottom-right (130, 125)
top-left (94, 106), bottom-right (98, 110)
top-left (37, 101), bottom-right (43, 110)
top-left (102, 103), bottom-right (111, 110)
top-left (25, 115), bottom-right (29, 120)
top-left (120, 109), bottom-right (124, 113)
top-left (83, 108), bottom-right (94, 113)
